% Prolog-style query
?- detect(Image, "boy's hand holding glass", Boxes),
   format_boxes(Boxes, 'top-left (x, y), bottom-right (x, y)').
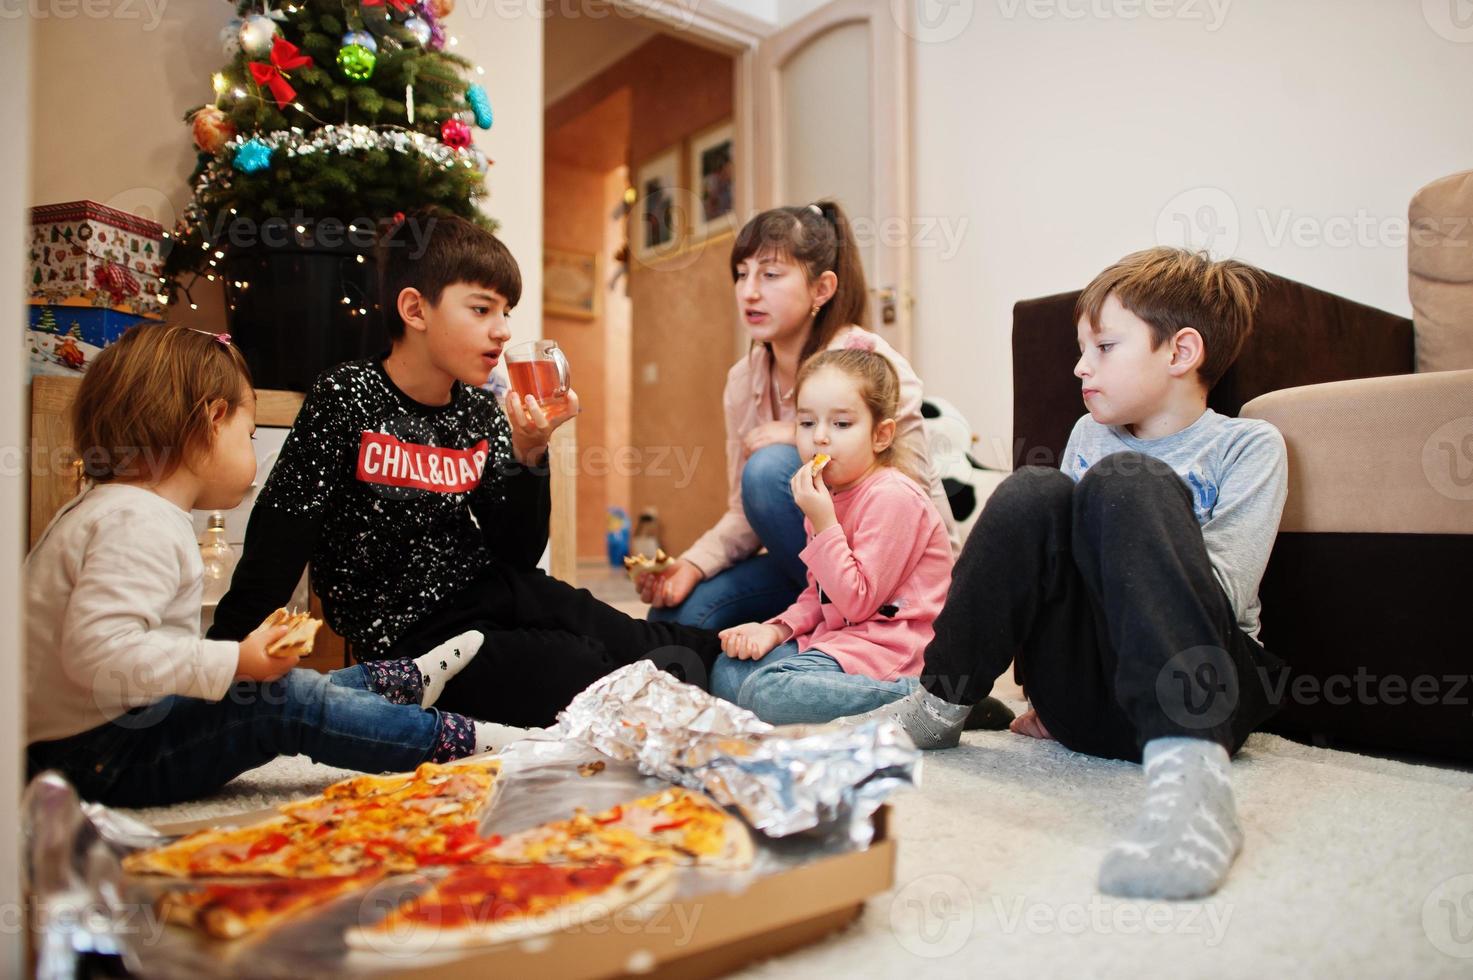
top-left (236, 617), bottom-right (298, 682)
top-left (507, 387), bottom-right (581, 467)
top-left (789, 459), bottom-right (837, 532)
top-left (718, 622), bottom-right (791, 661)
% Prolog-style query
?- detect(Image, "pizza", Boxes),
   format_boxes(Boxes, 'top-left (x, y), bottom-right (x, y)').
top-left (156, 870), bottom-right (383, 941)
top-left (126, 758), bottom-right (503, 879)
top-left (121, 817), bottom-right (317, 878)
top-left (811, 453), bottom-right (831, 474)
top-left (622, 549), bottom-right (676, 583)
top-left (264, 608), bottom-right (322, 659)
top-left (488, 787), bottom-right (753, 871)
top-left (344, 859), bottom-right (674, 953)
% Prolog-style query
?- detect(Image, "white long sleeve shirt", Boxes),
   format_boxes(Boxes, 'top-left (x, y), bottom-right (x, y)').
top-left (27, 483), bottom-right (241, 744)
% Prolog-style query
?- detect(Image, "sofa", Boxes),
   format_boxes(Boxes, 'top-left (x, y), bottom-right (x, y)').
top-left (1009, 172), bottom-right (1473, 763)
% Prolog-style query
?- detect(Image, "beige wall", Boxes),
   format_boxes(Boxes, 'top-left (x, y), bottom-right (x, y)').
top-left (907, 1), bottom-right (1473, 468)
top-left (29, 5), bottom-right (542, 334)
top-left (547, 35), bottom-right (735, 556)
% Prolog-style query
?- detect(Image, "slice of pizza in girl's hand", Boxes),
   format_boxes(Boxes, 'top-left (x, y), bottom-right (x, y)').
top-left (264, 608), bottom-right (322, 659)
top-left (811, 453), bottom-right (831, 474)
top-left (621, 548), bottom-right (676, 583)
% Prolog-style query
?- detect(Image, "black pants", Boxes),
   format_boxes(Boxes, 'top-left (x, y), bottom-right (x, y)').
top-left (921, 453), bottom-right (1285, 762)
top-left (372, 563), bottom-right (721, 727)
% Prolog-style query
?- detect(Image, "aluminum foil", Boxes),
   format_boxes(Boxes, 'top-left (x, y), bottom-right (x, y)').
top-left (553, 661), bottom-right (920, 846)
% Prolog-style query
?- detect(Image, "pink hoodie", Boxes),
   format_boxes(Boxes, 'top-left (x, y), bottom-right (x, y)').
top-left (767, 466), bottom-right (954, 681)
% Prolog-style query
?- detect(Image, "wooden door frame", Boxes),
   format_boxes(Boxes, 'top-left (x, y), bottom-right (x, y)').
top-left (613, 0), bottom-right (915, 357)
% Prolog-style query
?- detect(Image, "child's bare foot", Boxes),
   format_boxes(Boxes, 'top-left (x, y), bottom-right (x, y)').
top-left (1009, 708), bottom-right (1054, 740)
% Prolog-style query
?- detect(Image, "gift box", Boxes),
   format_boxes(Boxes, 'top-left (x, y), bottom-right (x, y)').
top-left (25, 304), bottom-right (149, 378)
top-left (28, 200), bottom-right (166, 320)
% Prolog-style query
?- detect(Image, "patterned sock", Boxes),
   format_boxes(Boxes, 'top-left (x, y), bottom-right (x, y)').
top-left (841, 687), bottom-right (972, 750)
top-left (429, 711), bottom-right (478, 763)
top-left (1098, 737), bottom-right (1243, 900)
top-left (412, 630), bottom-right (485, 708)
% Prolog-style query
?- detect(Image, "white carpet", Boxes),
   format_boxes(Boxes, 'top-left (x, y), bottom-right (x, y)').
top-left (118, 699), bottom-right (1473, 977)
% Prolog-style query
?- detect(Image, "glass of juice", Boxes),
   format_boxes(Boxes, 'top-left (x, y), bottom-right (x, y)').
top-left (505, 339), bottom-right (572, 421)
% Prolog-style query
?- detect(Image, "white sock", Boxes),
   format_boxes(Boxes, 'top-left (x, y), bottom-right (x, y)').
top-left (414, 630), bottom-right (485, 708)
top-left (472, 721), bottom-right (530, 754)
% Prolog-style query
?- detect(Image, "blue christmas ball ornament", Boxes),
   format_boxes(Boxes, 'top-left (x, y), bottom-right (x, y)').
top-left (233, 138), bottom-right (273, 174)
top-left (342, 30), bottom-right (377, 54)
top-left (466, 83), bottom-right (493, 130)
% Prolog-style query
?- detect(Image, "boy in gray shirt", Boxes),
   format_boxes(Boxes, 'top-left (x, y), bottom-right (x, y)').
top-left (853, 247), bottom-right (1288, 901)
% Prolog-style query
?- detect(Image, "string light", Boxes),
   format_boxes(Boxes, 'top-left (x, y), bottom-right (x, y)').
top-left (355, 254), bottom-right (365, 264)
top-left (212, 73), bottom-right (227, 94)
top-left (476, 66), bottom-right (485, 75)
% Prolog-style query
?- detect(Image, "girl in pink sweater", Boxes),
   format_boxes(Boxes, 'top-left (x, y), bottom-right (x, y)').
top-left (711, 342), bottom-right (954, 724)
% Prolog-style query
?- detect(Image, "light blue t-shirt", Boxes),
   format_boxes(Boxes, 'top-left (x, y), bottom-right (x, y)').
top-left (1061, 409), bottom-right (1288, 639)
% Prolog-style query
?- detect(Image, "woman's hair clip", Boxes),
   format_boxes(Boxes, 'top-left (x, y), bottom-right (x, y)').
top-left (807, 203), bottom-right (824, 217)
top-left (842, 332), bottom-right (878, 353)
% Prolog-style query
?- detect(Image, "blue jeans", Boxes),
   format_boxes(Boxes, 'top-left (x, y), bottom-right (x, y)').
top-left (711, 641), bottom-right (918, 725)
top-left (651, 444), bottom-right (809, 631)
top-left (25, 666), bottom-right (444, 807)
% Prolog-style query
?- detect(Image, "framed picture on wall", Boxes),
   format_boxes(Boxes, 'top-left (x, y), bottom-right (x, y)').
top-left (543, 248), bottom-right (599, 321)
top-left (633, 146), bottom-right (683, 262)
top-left (691, 121), bottom-right (735, 241)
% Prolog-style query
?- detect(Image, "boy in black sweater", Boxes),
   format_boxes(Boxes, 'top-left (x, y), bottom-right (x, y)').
top-left (210, 212), bottom-right (719, 725)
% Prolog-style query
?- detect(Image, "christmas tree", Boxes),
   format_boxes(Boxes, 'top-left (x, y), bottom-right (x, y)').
top-left (36, 308), bottom-right (58, 334)
top-left (163, 0), bottom-right (495, 300)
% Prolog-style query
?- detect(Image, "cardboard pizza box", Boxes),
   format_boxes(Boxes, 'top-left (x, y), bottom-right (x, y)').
top-left (152, 805), bottom-right (896, 978)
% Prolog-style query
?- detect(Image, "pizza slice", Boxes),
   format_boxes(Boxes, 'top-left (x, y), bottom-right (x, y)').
top-left (264, 608), bottom-right (322, 659)
top-left (122, 817), bottom-right (319, 879)
top-left (156, 870), bottom-right (382, 941)
top-left (622, 549), bottom-right (676, 583)
top-left (488, 787), bottom-right (753, 871)
top-left (344, 860), bottom-right (674, 953)
top-left (811, 453), bottom-right (831, 474)
top-left (278, 756), bottom-right (501, 828)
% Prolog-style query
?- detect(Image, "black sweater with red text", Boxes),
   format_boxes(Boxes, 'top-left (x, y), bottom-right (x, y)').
top-left (209, 359), bottom-right (550, 655)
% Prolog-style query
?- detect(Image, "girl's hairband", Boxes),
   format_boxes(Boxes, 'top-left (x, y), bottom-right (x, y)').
top-left (189, 328), bottom-right (232, 346)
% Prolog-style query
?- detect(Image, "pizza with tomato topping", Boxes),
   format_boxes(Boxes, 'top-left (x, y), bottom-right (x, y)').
top-left (124, 757), bottom-right (503, 879)
top-left (487, 787), bottom-right (753, 871)
top-left (344, 860), bottom-right (675, 952)
top-left (156, 871), bottom-right (383, 941)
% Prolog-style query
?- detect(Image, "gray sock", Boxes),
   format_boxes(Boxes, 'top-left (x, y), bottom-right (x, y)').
top-left (842, 687), bottom-right (972, 750)
top-left (1098, 737), bottom-right (1243, 900)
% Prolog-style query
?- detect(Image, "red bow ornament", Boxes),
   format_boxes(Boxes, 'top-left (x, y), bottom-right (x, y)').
top-left (249, 36), bottom-right (313, 108)
top-left (93, 261), bottom-right (140, 306)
